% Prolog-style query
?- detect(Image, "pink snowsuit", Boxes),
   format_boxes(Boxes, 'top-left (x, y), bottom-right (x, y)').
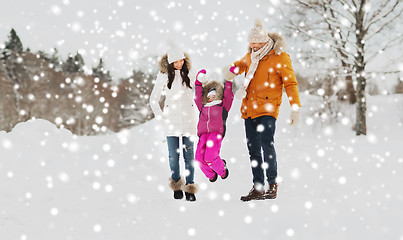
top-left (194, 79), bottom-right (234, 179)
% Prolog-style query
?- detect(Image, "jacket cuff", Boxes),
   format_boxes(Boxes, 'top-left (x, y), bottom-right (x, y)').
top-left (223, 65), bottom-right (237, 81)
top-left (195, 80), bottom-right (203, 86)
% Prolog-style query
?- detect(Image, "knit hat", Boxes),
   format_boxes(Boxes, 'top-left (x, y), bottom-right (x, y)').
top-left (207, 88), bottom-right (217, 98)
top-left (167, 41), bottom-right (185, 64)
top-left (248, 19), bottom-right (270, 43)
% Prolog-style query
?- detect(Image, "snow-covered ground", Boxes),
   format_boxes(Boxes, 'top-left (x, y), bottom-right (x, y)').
top-left (1, 94), bottom-right (403, 240)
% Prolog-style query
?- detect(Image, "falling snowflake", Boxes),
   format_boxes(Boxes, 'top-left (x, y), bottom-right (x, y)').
top-left (338, 176), bottom-right (347, 185)
top-left (50, 208), bottom-right (59, 216)
top-left (244, 216), bottom-right (252, 224)
top-left (222, 193), bottom-right (231, 201)
top-left (104, 185), bottom-right (113, 193)
top-left (103, 144), bottom-right (111, 152)
top-left (257, 124), bottom-right (265, 132)
top-left (58, 172), bottom-right (70, 183)
top-left (173, 21), bottom-right (184, 31)
top-left (188, 228), bottom-right (196, 236)
top-left (286, 228), bottom-right (295, 237)
top-left (2, 139), bottom-right (13, 149)
top-left (317, 149), bottom-right (325, 157)
top-left (304, 201), bottom-right (313, 209)
top-left (50, 5), bottom-right (62, 15)
top-left (271, 204), bottom-right (279, 212)
top-left (93, 224), bottom-right (102, 233)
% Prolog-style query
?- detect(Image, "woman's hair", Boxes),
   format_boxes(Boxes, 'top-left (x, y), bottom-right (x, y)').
top-left (167, 60), bottom-right (192, 90)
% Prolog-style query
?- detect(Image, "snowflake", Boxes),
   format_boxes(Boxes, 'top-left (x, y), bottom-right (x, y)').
top-left (93, 224), bottom-right (102, 233)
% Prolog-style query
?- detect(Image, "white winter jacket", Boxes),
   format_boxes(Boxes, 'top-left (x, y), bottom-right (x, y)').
top-left (149, 54), bottom-right (197, 137)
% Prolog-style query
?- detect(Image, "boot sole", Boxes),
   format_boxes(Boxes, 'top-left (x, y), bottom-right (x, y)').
top-left (240, 194), bottom-right (276, 201)
top-left (255, 193), bottom-right (277, 200)
top-left (173, 190), bottom-right (184, 199)
top-left (185, 193), bottom-right (196, 201)
top-left (209, 173), bottom-right (218, 182)
top-left (260, 194), bottom-right (276, 200)
top-left (221, 169), bottom-right (229, 179)
top-left (221, 160), bottom-right (229, 179)
top-left (240, 194), bottom-right (265, 202)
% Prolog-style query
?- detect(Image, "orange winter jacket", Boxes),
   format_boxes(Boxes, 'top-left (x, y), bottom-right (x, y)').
top-left (233, 35), bottom-right (301, 120)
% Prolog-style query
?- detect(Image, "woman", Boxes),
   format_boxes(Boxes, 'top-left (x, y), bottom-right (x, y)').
top-left (149, 43), bottom-right (198, 201)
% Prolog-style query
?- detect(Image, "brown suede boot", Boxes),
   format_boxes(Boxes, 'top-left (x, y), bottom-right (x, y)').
top-left (240, 186), bottom-right (265, 202)
top-left (265, 183), bottom-right (278, 199)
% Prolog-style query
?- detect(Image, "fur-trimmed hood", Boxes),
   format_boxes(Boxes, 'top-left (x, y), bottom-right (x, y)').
top-left (248, 32), bottom-right (286, 55)
top-left (158, 52), bottom-right (192, 74)
top-left (202, 80), bottom-right (224, 105)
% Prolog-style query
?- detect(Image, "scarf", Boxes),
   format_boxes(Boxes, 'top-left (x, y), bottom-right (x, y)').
top-left (204, 100), bottom-right (222, 107)
top-left (235, 40), bottom-right (274, 99)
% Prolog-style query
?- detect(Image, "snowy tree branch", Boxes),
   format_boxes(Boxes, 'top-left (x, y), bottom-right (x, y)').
top-left (366, 70), bottom-right (402, 75)
top-left (323, 0), bottom-right (357, 23)
top-left (365, 34), bottom-right (403, 64)
top-left (365, 8), bottom-right (403, 41)
top-left (365, 0), bottom-right (395, 25)
top-left (365, 1), bottom-right (401, 31)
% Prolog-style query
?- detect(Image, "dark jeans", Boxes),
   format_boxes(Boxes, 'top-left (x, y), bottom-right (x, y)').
top-left (244, 116), bottom-right (277, 186)
top-left (166, 136), bottom-right (195, 185)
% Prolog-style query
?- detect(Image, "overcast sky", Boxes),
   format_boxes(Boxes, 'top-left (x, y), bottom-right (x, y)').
top-left (1, 0), bottom-right (401, 84)
top-left (0, 0), bottom-right (281, 79)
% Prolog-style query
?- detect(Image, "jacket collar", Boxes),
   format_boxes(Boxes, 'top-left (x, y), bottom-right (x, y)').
top-left (204, 100), bottom-right (222, 107)
top-left (158, 52), bottom-right (192, 74)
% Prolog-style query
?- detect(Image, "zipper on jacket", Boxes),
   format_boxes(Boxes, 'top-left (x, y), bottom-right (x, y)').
top-left (207, 107), bottom-right (211, 132)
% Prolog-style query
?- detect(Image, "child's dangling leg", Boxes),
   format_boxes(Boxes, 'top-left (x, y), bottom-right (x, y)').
top-left (195, 133), bottom-right (217, 181)
top-left (204, 132), bottom-right (227, 178)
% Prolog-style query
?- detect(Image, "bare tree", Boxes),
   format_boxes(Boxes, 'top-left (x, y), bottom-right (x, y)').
top-left (273, 0), bottom-right (403, 135)
top-left (116, 71), bottom-right (154, 129)
top-left (0, 62), bottom-right (19, 131)
top-left (395, 78), bottom-right (403, 94)
top-left (0, 29), bottom-right (156, 134)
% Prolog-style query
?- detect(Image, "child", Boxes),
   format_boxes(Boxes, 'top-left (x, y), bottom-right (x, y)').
top-left (194, 69), bottom-right (235, 182)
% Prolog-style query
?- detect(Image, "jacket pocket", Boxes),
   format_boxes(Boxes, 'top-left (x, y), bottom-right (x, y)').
top-left (162, 104), bottom-right (170, 117)
top-left (256, 93), bottom-right (279, 113)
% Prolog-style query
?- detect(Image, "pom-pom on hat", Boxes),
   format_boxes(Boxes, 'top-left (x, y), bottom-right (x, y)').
top-left (167, 41), bottom-right (185, 64)
top-left (248, 19), bottom-right (270, 43)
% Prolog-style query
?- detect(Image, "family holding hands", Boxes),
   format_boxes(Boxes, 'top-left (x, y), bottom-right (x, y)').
top-left (149, 19), bottom-right (301, 202)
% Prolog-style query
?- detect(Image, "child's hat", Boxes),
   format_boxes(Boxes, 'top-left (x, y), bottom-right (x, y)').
top-left (207, 88), bottom-right (217, 98)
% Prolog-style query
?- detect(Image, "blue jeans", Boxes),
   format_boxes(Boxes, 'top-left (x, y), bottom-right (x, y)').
top-left (244, 116), bottom-right (277, 185)
top-left (166, 136), bottom-right (195, 185)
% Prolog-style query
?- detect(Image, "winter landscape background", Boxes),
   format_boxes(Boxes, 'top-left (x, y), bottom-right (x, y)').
top-left (1, 96), bottom-right (403, 239)
top-left (1, 0), bottom-right (403, 239)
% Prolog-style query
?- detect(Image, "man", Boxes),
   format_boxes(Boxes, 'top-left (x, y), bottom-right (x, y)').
top-left (223, 19), bottom-right (301, 201)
